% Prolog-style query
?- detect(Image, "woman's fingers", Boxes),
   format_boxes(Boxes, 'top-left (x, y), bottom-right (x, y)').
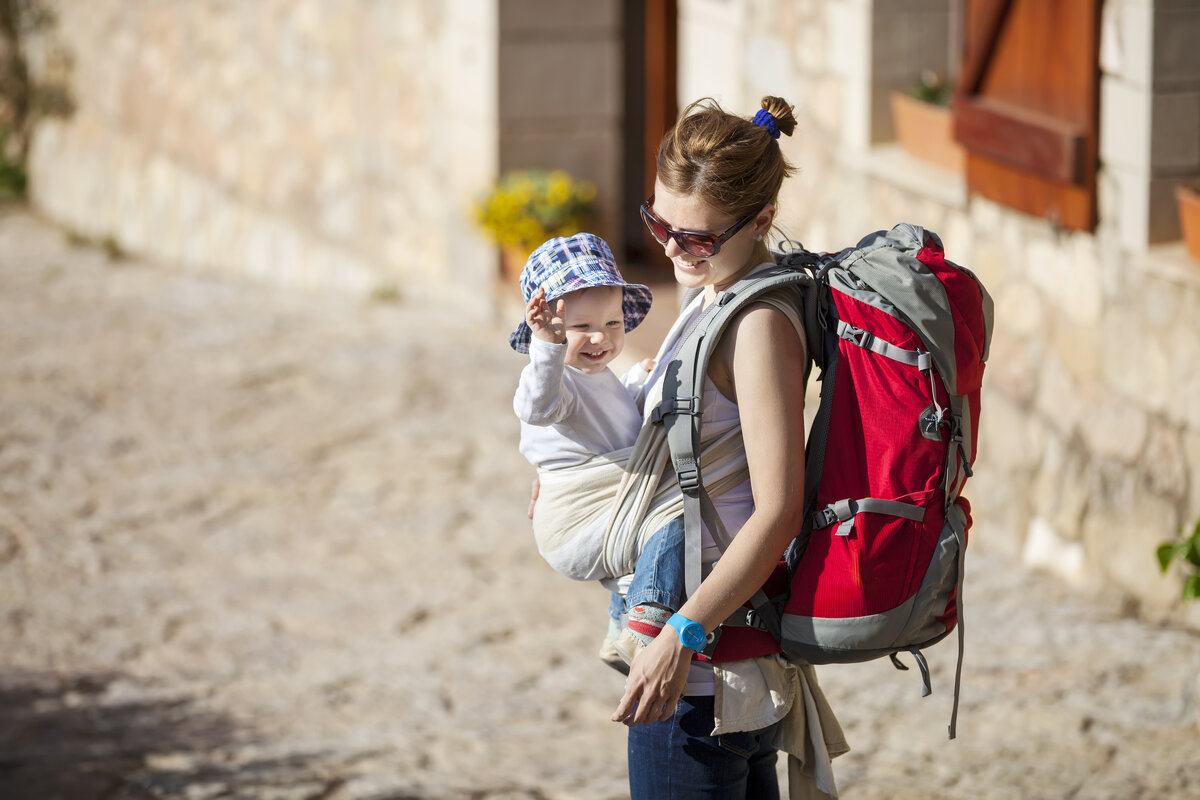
top-left (611, 685), bottom-right (637, 724)
top-left (612, 635), bottom-right (690, 727)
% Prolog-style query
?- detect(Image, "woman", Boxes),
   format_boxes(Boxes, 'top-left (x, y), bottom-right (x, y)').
top-left (612, 96), bottom-right (845, 799)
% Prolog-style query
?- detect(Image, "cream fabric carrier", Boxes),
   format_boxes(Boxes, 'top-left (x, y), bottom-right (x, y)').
top-left (532, 280), bottom-right (804, 582)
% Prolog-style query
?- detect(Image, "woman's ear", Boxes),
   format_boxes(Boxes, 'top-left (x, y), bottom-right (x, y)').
top-left (754, 204), bottom-right (777, 239)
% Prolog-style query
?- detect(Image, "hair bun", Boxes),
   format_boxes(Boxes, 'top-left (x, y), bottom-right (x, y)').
top-left (760, 96), bottom-right (797, 138)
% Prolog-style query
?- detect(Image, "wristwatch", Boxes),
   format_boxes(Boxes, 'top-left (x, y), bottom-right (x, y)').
top-left (665, 613), bottom-right (707, 652)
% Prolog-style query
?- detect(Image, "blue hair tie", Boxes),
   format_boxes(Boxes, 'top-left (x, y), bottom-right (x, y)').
top-left (753, 108), bottom-right (780, 140)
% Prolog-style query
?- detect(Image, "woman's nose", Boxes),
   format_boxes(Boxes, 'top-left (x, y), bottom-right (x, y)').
top-left (662, 235), bottom-right (685, 259)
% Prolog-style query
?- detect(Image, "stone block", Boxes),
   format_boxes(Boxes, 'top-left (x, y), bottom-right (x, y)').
top-left (967, 465), bottom-right (1032, 562)
top-left (678, 0), bottom-right (745, 110)
top-left (1031, 436), bottom-right (1090, 542)
top-left (1100, 77), bottom-right (1152, 171)
top-left (1023, 516), bottom-right (1087, 587)
top-left (1100, 0), bottom-right (1154, 87)
top-left (1154, 7), bottom-right (1200, 87)
top-left (1102, 307), bottom-right (1171, 415)
top-left (986, 329), bottom-right (1040, 407)
top-left (745, 33), bottom-right (801, 106)
top-left (1078, 386), bottom-right (1150, 464)
top-left (499, 0), bottom-right (619, 32)
top-left (1034, 352), bottom-right (1084, 440)
top-left (1167, 313), bottom-right (1200, 430)
top-left (1139, 275), bottom-right (1184, 331)
top-left (980, 390), bottom-right (1045, 473)
top-left (1144, 422), bottom-right (1188, 502)
top-left (828, 0), bottom-right (871, 150)
top-left (1151, 91), bottom-right (1200, 170)
top-left (968, 233), bottom-right (1010, 291)
top-left (499, 39), bottom-right (620, 120)
top-left (1149, 175), bottom-right (1190, 243)
top-left (1051, 317), bottom-right (1102, 386)
top-left (994, 281), bottom-right (1044, 338)
top-left (1082, 473), bottom-right (1183, 611)
top-left (1104, 163), bottom-right (1153, 251)
top-left (1027, 236), bottom-right (1102, 326)
top-left (1184, 429), bottom-right (1200, 517)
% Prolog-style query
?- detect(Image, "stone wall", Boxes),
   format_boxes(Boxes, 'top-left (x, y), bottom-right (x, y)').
top-left (680, 0), bottom-right (1200, 619)
top-left (23, 0), bottom-right (499, 315)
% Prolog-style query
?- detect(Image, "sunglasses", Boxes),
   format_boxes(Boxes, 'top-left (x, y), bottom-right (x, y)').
top-left (639, 194), bottom-right (757, 259)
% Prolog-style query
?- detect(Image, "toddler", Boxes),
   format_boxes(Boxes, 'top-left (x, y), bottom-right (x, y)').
top-left (511, 233), bottom-right (687, 664)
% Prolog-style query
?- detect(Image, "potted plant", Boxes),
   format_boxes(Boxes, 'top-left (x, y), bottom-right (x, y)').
top-left (1177, 181), bottom-right (1200, 262)
top-left (473, 169), bottom-right (597, 281)
top-left (890, 70), bottom-right (966, 174)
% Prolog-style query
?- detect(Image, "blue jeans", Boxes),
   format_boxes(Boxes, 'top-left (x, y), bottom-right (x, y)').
top-left (608, 518), bottom-right (686, 622)
top-left (627, 694), bottom-right (782, 799)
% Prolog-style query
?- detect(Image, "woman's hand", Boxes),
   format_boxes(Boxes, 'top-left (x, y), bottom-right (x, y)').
top-left (611, 628), bottom-right (692, 726)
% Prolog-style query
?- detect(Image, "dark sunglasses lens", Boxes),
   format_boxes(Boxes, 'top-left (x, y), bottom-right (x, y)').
top-left (641, 207), bottom-right (670, 243)
top-left (680, 234), bottom-right (717, 258)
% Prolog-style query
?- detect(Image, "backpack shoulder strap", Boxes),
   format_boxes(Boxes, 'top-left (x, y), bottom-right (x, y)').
top-left (651, 265), bottom-right (813, 598)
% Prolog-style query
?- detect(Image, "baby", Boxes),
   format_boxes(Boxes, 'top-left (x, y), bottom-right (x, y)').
top-left (511, 233), bottom-right (686, 664)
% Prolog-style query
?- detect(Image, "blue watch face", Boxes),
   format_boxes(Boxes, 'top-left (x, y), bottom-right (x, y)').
top-left (680, 622), bottom-right (705, 650)
top-left (676, 619), bottom-right (706, 651)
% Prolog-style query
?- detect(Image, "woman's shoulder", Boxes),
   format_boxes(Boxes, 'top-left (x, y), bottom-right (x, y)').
top-left (725, 296), bottom-right (805, 356)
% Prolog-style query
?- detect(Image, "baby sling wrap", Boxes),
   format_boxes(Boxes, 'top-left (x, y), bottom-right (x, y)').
top-left (531, 279), bottom-right (803, 584)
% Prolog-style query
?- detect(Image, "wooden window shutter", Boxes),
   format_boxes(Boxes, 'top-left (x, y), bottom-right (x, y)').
top-left (954, 0), bottom-right (1102, 231)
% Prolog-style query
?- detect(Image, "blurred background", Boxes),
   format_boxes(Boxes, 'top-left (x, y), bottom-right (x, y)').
top-left (7, 0), bottom-right (1199, 613)
top-left (2, 1), bottom-right (1200, 798)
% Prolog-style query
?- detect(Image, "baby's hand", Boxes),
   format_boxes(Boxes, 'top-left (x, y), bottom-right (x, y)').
top-left (526, 287), bottom-right (565, 344)
top-left (640, 358), bottom-right (656, 372)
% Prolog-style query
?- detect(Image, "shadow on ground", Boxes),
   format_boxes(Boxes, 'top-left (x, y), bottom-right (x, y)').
top-left (0, 671), bottom-right (342, 799)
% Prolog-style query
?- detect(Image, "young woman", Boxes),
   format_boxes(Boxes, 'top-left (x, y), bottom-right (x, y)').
top-left (611, 96), bottom-right (845, 799)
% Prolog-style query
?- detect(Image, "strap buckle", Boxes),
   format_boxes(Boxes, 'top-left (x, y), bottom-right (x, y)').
top-left (651, 395), bottom-right (701, 424)
top-left (677, 466), bottom-right (701, 494)
top-left (743, 607), bottom-right (766, 630)
top-left (811, 506), bottom-right (838, 530)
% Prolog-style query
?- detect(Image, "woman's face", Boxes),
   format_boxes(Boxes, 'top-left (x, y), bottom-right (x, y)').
top-left (649, 179), bottom-right (775, 296)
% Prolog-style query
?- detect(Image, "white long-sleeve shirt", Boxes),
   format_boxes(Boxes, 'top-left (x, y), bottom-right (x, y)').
top-left (514, 338), bottom-right (648, 470)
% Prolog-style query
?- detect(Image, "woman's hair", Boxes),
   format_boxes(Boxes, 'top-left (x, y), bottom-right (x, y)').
top-left (655, 96), bottom-right (797, 222)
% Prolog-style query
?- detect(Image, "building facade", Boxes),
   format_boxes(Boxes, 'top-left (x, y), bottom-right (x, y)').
top-left (22, 0), bottom-right (1200, 617)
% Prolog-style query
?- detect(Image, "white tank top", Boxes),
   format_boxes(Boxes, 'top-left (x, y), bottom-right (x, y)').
top-left (643, 296), bottom-right (754, 555)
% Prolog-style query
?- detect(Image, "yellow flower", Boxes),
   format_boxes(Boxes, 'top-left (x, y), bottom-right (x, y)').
top-left (472, 169), bottom-right (598, 249)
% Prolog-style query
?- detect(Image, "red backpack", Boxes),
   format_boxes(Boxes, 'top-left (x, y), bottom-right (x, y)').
top-left (655, 224), bottom-right (993, 738)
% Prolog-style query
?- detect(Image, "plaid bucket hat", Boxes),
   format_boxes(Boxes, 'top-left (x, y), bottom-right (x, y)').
top-left (509, 233), bottom-right (653, 354)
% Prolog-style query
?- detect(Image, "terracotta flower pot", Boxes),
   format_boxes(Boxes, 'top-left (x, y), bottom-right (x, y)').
top-left (500, 244), bottom-right (533, 286)
top-left (1177, 183), bottom-right (1200, 262)
top-left (890, 91), bottom-right (966, 174)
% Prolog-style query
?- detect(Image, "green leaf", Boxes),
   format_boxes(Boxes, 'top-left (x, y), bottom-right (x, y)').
top-left (1157, 543), bottom-right (1179, 573)
top-left (1183, 573), bottom-right (1200, 602)
top-left (1185, 533), bottom-right (1200, 568)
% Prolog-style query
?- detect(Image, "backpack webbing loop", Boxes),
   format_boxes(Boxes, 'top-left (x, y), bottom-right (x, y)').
top-left (835, 320), bottom-right (934, 371)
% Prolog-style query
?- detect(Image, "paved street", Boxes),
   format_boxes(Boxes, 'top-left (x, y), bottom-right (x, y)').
top-left (1, 207), bottom-right (1198, 799)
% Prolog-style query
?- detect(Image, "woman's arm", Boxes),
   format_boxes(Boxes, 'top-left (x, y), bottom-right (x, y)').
top-left (612, 302), bottom-right (807, 726)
